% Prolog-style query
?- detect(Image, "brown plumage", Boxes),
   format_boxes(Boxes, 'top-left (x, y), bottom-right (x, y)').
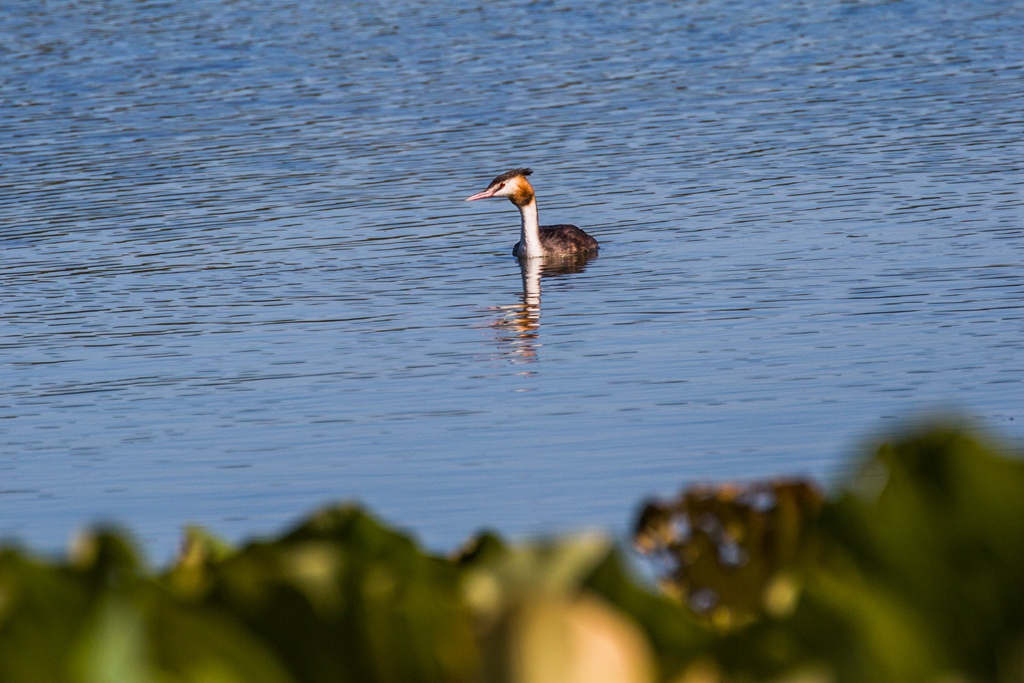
top-left (513, 224), bottom-right (599, 258)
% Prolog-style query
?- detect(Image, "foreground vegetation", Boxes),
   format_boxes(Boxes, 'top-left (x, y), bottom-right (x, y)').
top-left (1, 425), bottom-right (1022, 682)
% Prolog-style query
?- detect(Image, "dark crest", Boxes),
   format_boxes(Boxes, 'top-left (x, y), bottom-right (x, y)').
top-left (489, 167), bottom-right (533, 187)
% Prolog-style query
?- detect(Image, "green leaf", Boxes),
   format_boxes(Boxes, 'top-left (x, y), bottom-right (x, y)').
top-left (177, 505), bottom-right (479, 683)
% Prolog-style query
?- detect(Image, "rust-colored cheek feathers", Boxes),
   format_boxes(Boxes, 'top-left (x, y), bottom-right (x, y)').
top-left (508, 183), bottom-right (535, 207)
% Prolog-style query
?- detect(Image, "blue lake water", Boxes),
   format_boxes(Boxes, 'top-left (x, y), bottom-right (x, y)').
top-left (2, 0), bottom-right (1023, 559)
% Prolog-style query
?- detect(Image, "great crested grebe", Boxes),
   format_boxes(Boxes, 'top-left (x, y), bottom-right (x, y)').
top-left (465, 168), bottom-right (599, 258)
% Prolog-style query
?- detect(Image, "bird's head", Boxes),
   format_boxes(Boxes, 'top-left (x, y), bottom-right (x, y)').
top-left (465, 168), bottom-right (535, 206)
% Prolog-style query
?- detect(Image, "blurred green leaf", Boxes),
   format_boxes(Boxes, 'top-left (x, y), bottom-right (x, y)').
top-left (0, 541), bottom-right (293, 683)
top-left (69, 527), bottom-right (147, 591)
top-left (817, 426), bottom-right (1024, 681)
top-left (70, 596), bottom-right (158, 683)
top-left (0, 549), bottom-right (92, 683)
top-left (175, 505), bottom-right (479, 683)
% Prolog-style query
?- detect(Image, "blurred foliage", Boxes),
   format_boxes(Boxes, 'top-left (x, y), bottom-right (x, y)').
top-left (634, 479), bottom-right (824, 628)
top-left (0, 530), bottom-right (294, 683)
top-left (168, 506), bottom-right (478, 683)
top-left (0, 424), bottom-right (1022, 683)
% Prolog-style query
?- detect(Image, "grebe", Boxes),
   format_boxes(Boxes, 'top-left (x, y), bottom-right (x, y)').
top-left (465, 168), bottom-right (599, 258)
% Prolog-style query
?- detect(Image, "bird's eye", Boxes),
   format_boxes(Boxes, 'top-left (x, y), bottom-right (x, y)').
top-left (497, 183), bottom-right (505, 190)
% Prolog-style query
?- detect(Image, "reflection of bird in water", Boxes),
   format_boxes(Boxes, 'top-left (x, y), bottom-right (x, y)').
top-left (465, 168), bottom-right (599, 258)
top-left (492, 254), bottom-right (596, 364)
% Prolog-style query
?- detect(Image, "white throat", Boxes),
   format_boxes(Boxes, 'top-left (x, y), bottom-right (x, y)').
top-left (517, 199), bottom-right (543, 258)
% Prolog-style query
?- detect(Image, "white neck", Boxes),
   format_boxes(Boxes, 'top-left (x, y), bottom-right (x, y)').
top-left (517, 199), bottom-right (543, 258)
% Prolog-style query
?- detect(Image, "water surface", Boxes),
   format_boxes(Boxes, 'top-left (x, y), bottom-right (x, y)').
top-left (2, 0), bottom-right (1023, 557)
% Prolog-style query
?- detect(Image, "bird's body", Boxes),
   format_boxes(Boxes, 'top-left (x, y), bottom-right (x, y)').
top-left (465, 168), bottom-right (599, 258)
top-left (513, 224), bottom-right (598, 258)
